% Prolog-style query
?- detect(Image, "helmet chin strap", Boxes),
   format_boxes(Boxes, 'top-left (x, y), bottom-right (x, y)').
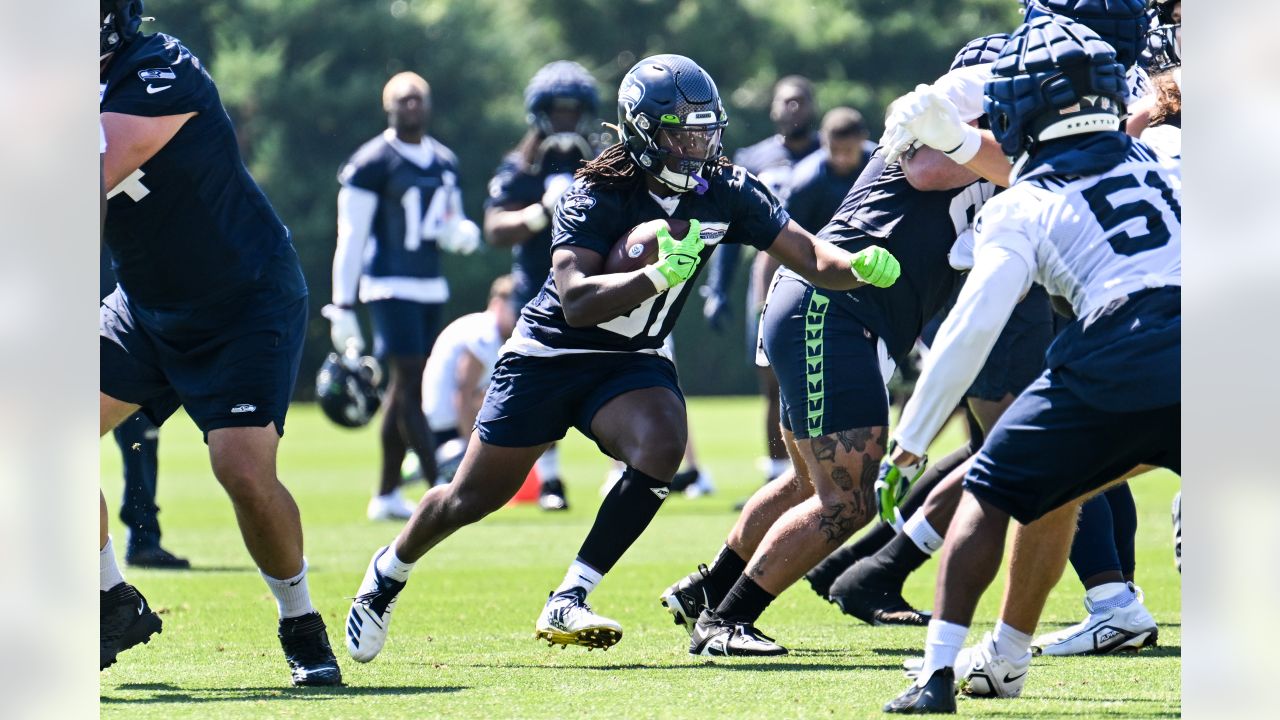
top-left (654, 165), bottom-right (709, 194)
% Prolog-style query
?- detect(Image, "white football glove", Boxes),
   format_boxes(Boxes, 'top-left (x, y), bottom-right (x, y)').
top-left (541, 173), bottom-right (575, 211)
top-left (321, 304), bottom-right (364, 355)
top-left (438, 218), bottom-right (481, 255)
top-left (880, 84), bottom-right (931, 165)
top-left (902, 88), bottom-right (981, 164)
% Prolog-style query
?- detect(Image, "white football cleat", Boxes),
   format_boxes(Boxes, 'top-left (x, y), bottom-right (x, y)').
top-left (345, 546), bottom-right (407, 663)
top-left (534, 587), bottom-right (622, 650)
top-left (959, 632), bottom-right (1032, 699)
top-left (1032, 583), bottom-right (1158, 656)
top-left (367, 491), bottom-right (415, 521)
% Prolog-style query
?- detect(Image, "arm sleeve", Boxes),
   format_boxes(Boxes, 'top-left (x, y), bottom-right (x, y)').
top-left (333, 185), bottom-right (378, 306)
top-left (893, 242), bottom-right (1033, 455)
top-left (931, 63), bottom-right (993, 123)
top-left (723, 166), bottom-right (790, 250)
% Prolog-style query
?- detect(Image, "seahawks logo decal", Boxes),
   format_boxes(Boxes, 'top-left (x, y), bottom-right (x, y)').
top-left (137, 67), bottom-right (177, 82)
top-left (557, 188), bottom-right (596, 224)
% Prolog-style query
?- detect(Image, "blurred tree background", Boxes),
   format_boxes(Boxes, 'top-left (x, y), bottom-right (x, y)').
top-left (137, 0), bottom-right (1020, 397)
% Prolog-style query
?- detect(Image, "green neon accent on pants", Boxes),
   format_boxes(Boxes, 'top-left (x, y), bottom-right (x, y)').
top-left (804, 290), bottom-right (829, 437)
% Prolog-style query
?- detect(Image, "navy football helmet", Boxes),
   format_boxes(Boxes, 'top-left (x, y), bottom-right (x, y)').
top-left (316, 352), bottom-right (383, 428)
top-left (951, 33), bottom-right (1012, 71)
top-left (1023, 0), bottom-right (1147, 68)
top-left (617, 54), bottom-right (728, 193)
top-left (525, 60), bottom-right (599, 135)
top-left (1144, 0), bottom-right (1181, 71)
top-left (985, 15), bottom-right (1128, 159)
top-left (100, 1), bottom-right (148, 60)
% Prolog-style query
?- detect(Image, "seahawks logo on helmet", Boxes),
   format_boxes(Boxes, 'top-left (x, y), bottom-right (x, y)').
top-left (316, 353), bottom-right (383, 428)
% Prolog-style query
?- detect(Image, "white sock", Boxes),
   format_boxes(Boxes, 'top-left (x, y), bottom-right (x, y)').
top-left (904, 512), bottom-right (945, 555)
top-left (1085, 581), bottom-right (1134, 610)
top-left (919, 619), bottom-right (969, 687)
top-left (261, 559), bottom-right (316, 619)
top-left (993, 620), bottom-right (1032, 658)
top-left (375, 545), bottom-right (416, 583)
top-left (534, 447), bottom-right (561, 479)
top-left (100, 536), bottom-right (125, 592)
top-left (554, 558), bottom-right (603, 596)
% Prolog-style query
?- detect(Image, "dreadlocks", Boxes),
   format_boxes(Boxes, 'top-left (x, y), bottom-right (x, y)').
top-left (576, 143), bottom-right (641, 189)
top-left (576, 142), bottom-right (734, 190)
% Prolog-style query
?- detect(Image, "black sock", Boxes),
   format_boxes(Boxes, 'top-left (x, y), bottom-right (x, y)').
top-left (865, 531), bottom-right (931, 587)
top-left (715, 575), bottom-right (776, 624)
top-left (704, 545), bottom-right (747, 601)
top-left (575, 466), bottom-right (668, 574)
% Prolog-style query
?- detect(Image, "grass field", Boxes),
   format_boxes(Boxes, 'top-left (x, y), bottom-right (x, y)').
top-left (100, 397), bottom-right (1180, 719)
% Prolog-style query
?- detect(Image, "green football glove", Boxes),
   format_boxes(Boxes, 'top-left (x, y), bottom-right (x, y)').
top-left (652, 219), bottom-right (705, 289)
top-left (875, 440), bottom-right (928, 530)
top-left (849, 245), bottom-right (901, 288)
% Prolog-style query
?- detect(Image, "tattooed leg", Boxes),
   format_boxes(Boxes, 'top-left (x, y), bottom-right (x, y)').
top-left (726, 430), bottom-right (814, 558)
top-left (743, 426), bottom-right (887, 596)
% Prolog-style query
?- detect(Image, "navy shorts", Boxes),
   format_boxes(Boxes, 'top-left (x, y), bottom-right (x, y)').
top-left (100, 289), bottom-right (307, 438)
top-left (762, 274), bottom-right (894, 439)
top-left (476, 351), bottom-right (684, 456)
top-left (368, 299), bottom-right (442, 359)
top-left (966, 285), bottom-right (1054, 402)
top-left (964, 370), bottom-right (1180, 524)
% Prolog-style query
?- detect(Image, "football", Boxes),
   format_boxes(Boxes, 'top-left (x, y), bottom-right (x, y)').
top-left (603, 218), bottom-right (691, 274)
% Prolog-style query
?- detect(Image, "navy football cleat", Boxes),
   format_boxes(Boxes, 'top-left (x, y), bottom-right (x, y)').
top-left (100, 582), bottom-right (163, 670)
top-left (884, 667), bottom-right (957, 714)
top-left (278, 612), bottom-right (343, 686)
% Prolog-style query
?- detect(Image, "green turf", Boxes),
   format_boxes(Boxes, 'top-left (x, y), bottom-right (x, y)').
top-left (100, 397), bottom-right (1180, 719)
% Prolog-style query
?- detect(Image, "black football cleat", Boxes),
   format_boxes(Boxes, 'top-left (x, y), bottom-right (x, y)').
top-left (884, 667), bottom-right (957, 714)
top-left (804, 543), bottom-right (871, 601)
top-left (538, 477), bottom-right (569, 512)
top-left (830, 564), bottom-right (930, 627)
top-left (279, 611), bottom-right (343, 686)
top-left (660, 564), bottom-right (716, 635)
top-left (689, 610), bottom-right (787, 657)
top-left (101, 582), bottom-right (163, 670)
top-left (126, 545), bottom-right (191, 570)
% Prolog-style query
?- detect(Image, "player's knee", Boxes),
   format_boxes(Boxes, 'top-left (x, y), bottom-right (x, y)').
top-left (210, 454), bottom-right (272, 500)
top-left (622, 430), bottom-right (685, 481)
top-left (442, 482), bottom-right (504, 525)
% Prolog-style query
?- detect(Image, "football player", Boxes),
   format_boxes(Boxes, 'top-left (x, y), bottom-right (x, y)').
top-left (785, 107), bottom-right (874, 234)
top-left (659, 38), bottom-right (1004, 657)
top-left (702, 76), bottom-right (824, 493)
top-left (98, 1), bottom-right (339, 684)
top-left (344, 54), bottom-right (900, 661)
top-left (883, 16), bottom-right (1180, 712)
top-left (326, 72), bottom-right (482, 522)
top-left (483, 60), bottom-right (601, 511)
top-left (419, 275), bottom-right (518, 484)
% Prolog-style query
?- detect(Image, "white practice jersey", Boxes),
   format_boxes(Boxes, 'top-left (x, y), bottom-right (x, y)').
top-left (422, 311), bottom-right (503, 430)
top-left (974, 140), bottom-right (1181, 318)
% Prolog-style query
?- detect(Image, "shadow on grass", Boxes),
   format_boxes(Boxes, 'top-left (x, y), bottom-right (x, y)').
top-left (867, 644), bottom-right (1180, 660)
top-left (455, 661), bottom-right (900, 673)
top-left (102, 682), bottom-right (466, 704)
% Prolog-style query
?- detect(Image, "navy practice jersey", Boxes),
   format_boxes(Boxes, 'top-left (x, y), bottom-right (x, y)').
top-left (101, 33), bottom-right (297, 310)
top-left (507, 165), bottom-right (789, 355)
top-left (338, 131), bottom-right (463, 282)
top-left (785, 146), bottom-right (873, 233)
top-left (485, 149), bottom-right (588, 306)
top-left (788, 150), bottom-right (996, 361)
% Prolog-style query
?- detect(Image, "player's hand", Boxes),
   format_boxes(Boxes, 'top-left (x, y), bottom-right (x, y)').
top-left (439, 219), bottom-right (481, 255)
top-left (880, 85), bottom-right (930, 165)
top-left (321, 304), bottom-right (365, 355)
top-left (902, 89), bottom-right (980, 163)
top-left (849, 245), bottom-right (901, 288)
top-left (541, 173), bottom-right (574, 211)
top-left (875, 440), bottom-right (928, 529)
top-left (700, 285), bottom-right (730, 332)
top-left (652, 219), bottom-right (704, 290)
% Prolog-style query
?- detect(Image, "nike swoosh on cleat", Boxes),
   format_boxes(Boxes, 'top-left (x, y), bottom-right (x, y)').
top-left (1003, 671), bottom-right (1027, 683)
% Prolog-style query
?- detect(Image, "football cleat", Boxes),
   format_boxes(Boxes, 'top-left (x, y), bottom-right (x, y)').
top-left (1032, 584), bottom-right (1158, 656)
top-left (829, 566), bottom-right (930, 626)
top-left (367, 491), bottom-right (415, 521)
top-left (278, 611), bottom-right (343, 686)
top-left (346, 546), bottom-right (407, 663)
top-left (125, 545), bottom-right (191, 570)
top-left (903, 646), bottom-right (976, 681)
top-left (689, 610), bottom-right (787, 657)
top-left (100, 582), bottom-right (163, 670)
top-left (957, 632), bottom-right (1031, 699)
top-left (804, 543), bottom-right (871, 601)
top-left (884, 667), bottom-right (957, 714)
top-left (660, 564), bottom-right (716, 635)
top-left (538, 477), bottom-right (569, 512)
top-left (534, 587), bottom-right (622, 650)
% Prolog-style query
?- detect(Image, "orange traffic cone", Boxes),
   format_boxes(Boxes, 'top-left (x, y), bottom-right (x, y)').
top-left (508, 464), bottom-right (541, 505)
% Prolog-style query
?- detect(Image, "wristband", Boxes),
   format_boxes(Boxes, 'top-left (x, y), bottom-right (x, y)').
top-left (943, 124), bottom-right (982, 165)
top-left (520, 203), bottom-right (550, 233)
top-left (643, 265), bottom-right (671, 292)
